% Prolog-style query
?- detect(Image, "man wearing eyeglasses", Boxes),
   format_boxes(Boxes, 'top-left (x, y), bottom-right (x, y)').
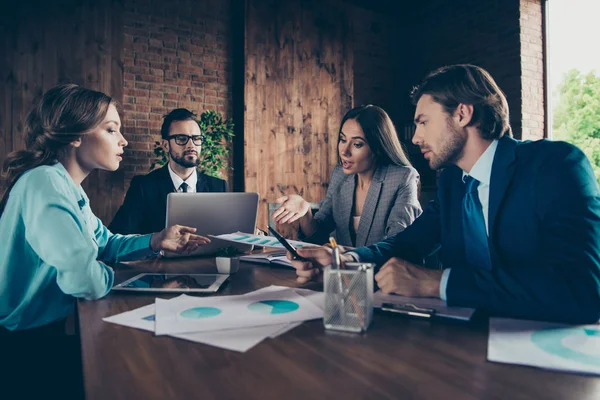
top-left (109, 108), bottom-right (227, 235)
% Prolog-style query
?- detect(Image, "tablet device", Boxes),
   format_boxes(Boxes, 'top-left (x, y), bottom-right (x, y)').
top-left (112, 273), bottom-right (229, 293)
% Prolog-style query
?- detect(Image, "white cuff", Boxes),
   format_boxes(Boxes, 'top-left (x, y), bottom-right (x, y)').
top-left (440, 268), bottom-right (451, 301)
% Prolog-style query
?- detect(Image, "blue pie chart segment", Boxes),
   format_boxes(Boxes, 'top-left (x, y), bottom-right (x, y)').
top-left (180, 307), bottom-right (222, 319)
top-left (248, 300), bottom-right (299, 315)
top-left (531, 327), bottom-right (600, 367)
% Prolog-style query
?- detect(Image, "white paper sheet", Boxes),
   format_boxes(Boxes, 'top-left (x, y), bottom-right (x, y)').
top-left (373, 291), bottom-right (475, 321)
top-left (210, 231), bottom-right (315, 250)
top-left (488, 318), bottom-right (600, 375)
top-left (155, 286), bottom-right (323, 335)
top-left (103, 286), bottom-right (326, 352)
top-left (266, 287), bottom-right (325, 338)
top-left (103, 302), bottom-right (289, 352)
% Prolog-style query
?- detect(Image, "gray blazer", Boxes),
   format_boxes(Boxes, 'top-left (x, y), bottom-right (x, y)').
top-left (305, 164), bottom-right (422, 247)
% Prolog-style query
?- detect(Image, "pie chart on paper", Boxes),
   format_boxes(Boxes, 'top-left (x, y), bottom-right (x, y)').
top-left (248, 300), bottom-right (299, 315)
top-left (179, 307), bottom-right (222, 319)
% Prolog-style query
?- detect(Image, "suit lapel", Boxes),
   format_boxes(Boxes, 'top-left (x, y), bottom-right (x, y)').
top-left (488, 136), bottom-right (518, 235)
top-left (196, 170), bottom-right (209, 192)
top-left (338, 174), bottom-right (355, 246)
top-left (356, 165), bottom-right (386, 247)
top-left (158, 165), bottom-right (176, 214)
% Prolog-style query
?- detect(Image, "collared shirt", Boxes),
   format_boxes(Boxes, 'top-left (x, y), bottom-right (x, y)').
top-left (440, 139), bottom-right (499, 300)
top-left (0, 162), bottom-right (155, 330)
top-left (168, 163), bottom-right (197, 193)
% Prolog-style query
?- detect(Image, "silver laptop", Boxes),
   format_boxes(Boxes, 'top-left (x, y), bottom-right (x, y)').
top-left (164, 192), bottom-right (259, 257)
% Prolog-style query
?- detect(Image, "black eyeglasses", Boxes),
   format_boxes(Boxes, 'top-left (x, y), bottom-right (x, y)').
top-left (167, 134), bottom-right (204, 146)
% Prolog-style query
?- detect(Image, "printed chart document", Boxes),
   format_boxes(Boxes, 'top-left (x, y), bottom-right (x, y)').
top-left (155, 285), bottom-right (323, 335)
top-left (488, 318), bottom-right (600, 376)
top-left (210, 232), bottom-right (316, 250)
top-left (373, 291), bottom-right (475, 321)
top-left (103, 286), bottom-right (325, 352)
top-left (102, 302), bottom-right (284, 352)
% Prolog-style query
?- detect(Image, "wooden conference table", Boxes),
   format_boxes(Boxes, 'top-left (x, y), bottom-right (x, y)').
top-left (77, 257), bottom-right (600, 400)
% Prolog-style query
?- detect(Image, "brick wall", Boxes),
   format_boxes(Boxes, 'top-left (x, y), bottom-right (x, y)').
top-left (377, 0), bottom-right (547, 189)
top-left (520, 0), bottom-right (545, 140)
top-left (395, 0), bottom-right (523, 138)
top-left (121, 0), bottom-right (233, 184)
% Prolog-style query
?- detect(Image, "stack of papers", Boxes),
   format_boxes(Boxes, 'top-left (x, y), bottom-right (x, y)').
top-left (104, 286), bottom-right (324, 352)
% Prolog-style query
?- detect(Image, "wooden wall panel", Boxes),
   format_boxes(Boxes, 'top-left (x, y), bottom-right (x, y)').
top-left (0, 0), bottom-right (124, 224)
top-left (245, 0), bottom-right (354, 229)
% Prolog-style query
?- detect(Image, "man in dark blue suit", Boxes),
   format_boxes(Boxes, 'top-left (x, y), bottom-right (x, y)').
top-left (291, 64), bottom-right (600, 324)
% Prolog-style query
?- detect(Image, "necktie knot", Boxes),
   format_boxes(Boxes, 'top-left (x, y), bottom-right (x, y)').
top-left (180, 182), bottom-right (189, 192)
top-left (464, 175), bottom-right (479, 194)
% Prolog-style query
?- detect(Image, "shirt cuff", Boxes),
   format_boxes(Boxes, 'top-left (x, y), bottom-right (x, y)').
top-left (345, 251), bottom-right (360, 262)
top-left (440, 268), bottom-right (451, 301)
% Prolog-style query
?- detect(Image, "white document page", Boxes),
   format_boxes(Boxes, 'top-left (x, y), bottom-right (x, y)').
top-left (155, 286), bottom-right (324, 335)
top-left (103, 286), bottom-right (326, 351)
top-left (103, 303), bottom-right (288, 352)
top-left (488, 318), bottom-right (600, 376)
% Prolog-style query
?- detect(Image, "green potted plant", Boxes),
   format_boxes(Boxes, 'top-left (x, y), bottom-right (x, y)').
top-left (150, 110), bottom-right (235, 178)
top-left (215, 246), bottom-right (241, 274)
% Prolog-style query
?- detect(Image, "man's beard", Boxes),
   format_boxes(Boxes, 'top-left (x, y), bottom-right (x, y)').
top-left (428, 119), bottom-right (467, 170)
top-left (170, 150), bottom-right (200, 168)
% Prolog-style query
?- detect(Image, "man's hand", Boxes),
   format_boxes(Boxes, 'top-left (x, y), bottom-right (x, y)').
top-left (288, 245), bottom-right (353, 283)
top-left (374, 257), bottom-right (443, 298)
top-left (151, 225), bottom-right (211, 254)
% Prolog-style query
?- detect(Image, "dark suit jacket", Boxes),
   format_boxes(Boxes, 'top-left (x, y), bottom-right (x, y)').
top-left (355, 136), bottom-right (600, 323)
top-left (109, 166), bottom-right (227, 235)
top-left (306, 164), bottom-right (422, 247)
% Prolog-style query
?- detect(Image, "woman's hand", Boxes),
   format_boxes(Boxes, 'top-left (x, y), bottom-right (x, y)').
top-left (271, 195), bottom-right (311, 224)
top-left (150, 225), bottom-right (211, 254)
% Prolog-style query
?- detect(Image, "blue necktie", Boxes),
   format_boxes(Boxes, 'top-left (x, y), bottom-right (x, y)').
top-left (462, 176), bottom-right (492, 270)
top-left (180, 182), bottom-right (189, 193)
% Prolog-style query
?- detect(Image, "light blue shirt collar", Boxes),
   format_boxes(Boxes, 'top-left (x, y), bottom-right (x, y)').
top-left (462, 140), bottom-right (499, 184)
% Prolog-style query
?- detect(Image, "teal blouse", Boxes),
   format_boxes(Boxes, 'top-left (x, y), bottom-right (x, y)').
top-left (0, 163), bottom-right (154, 330)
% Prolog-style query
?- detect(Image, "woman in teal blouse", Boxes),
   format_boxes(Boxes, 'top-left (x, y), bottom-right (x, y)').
top-left (0, 84), bottom-right (208, 398)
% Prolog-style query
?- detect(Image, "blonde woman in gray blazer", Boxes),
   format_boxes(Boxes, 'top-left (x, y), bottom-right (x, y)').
top-left (272, 105), bottom-right (422, 247)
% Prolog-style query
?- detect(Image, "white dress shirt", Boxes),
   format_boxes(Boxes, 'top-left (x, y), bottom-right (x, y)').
top-left (168, 164), bottom-right (198, 193)
top-left (439, 139), bottom-right (498, 300)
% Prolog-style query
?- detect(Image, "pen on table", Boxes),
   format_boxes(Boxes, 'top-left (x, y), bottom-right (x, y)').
top-left (380, 303), bottom-right (436, 319)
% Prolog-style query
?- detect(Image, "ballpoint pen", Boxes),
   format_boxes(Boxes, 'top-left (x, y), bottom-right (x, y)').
top-left (329, 237), bottom-right (346, 324)
top-left (381, 303), bottom-right (436, 319)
